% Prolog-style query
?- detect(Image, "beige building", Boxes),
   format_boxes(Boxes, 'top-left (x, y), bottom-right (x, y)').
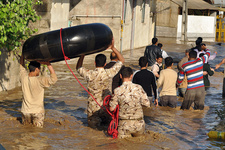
top-left (155, 0), bottom-right (221, 41)
top-left (34, 0), bottom-right (156, 52)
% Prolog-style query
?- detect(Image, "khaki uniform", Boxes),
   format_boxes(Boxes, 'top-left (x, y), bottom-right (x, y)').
top-left (20, 65), bottom-right (57, 128)
top-left (110, 81), bottom-right (150, 138)
top-left (77, 61), bottom-right (123, 128)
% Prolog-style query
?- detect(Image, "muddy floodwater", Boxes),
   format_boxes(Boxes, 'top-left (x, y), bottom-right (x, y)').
top-left (1, 39), bottom-right (225, 149)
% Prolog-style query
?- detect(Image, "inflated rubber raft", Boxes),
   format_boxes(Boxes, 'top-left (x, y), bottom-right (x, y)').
top-left (22, 23), bottom-right (113, 62)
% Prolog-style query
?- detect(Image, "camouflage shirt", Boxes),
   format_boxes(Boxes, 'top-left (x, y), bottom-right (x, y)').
top-left (77, 61), bottom-right (123, 117)
top-left (110, 81), bottom-right (150, 120)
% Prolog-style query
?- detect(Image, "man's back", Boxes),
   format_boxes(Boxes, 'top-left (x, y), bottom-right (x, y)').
top-left (157, 68), bottom-right (177, 96)
top-left (20, 65), bottom-right (57, 113)
top-left (133, 69), bottom-right (157, 97)
top-left (77, 61), bottom-right (123, 116)
top-left (144, 45), bottom-right (162, 66)
top-left (177, 52), bottom-right (210, 90)
top-left (111, 81), bottom-right (150, 120)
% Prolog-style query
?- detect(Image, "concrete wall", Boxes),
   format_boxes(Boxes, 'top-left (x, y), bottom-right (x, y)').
top-left (0, 50), bottom-right (20, 92)
top-left (155, 0), bottom-right (179, 38)
top-left (69, 0), bottom-right (153, 51)
top-left (50, 0), bottom-right (70, 30)
top-left (32, 0), bottom-right (53, 34)
top-left (177, 15), bottom-right (216, 42)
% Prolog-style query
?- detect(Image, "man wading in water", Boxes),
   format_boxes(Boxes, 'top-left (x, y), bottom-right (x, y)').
top-left (177, 50), bottom-right (210, 110)
top-left (76, 38), bottom-right (124, 129)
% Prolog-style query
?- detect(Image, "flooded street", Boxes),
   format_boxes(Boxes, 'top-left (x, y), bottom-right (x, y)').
top-left (1, 40), bottom-right (225, 149)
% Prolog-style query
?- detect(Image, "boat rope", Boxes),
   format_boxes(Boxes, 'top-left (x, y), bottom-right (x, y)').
top-left (59, 28), bottom-right (119, 138)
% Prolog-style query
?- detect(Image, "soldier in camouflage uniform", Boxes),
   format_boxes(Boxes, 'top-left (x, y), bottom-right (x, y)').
top-left (76, 38), bottom-right (124, 129)
top-left (109, 67), bottom-right (150, 138)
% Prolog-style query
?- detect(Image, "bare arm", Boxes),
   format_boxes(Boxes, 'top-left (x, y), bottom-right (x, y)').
top-left (39, 61), bottom-right (55, 75)
top-left (76, 55), bottom-right (85, 70)
top-left (108, 38), bottom-right (125, 64)
top-left (215, 58), bottom-right (225, 70)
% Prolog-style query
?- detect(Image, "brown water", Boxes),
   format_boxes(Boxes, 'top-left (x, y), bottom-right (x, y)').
top-left (1, 40), bottom-right (225, 149)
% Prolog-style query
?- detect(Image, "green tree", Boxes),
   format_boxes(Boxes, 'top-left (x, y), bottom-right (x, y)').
top-left (0, 0), bottom-right (42, 54)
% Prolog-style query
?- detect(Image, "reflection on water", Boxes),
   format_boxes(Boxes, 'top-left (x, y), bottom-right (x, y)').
top-left (1, 42), bottom-right (225, 149)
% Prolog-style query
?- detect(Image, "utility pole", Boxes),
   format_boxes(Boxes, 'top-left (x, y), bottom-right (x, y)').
top-left (181, 0), bottom-right (188, 41)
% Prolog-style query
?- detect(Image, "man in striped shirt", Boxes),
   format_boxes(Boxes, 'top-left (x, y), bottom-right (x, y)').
top-left (177, 50), bottom-right (210, 110)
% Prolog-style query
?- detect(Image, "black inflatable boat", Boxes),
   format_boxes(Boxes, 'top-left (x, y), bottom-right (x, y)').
top-left (22, 23), bottom-right (113, 62)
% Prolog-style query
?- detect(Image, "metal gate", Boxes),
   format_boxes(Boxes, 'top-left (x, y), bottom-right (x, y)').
top-left (216, 15), bottom-right (225, 42)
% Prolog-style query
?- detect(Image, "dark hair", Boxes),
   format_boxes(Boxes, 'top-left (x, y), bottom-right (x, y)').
top-left (95, 54), bottom-right (106, 67)
top-left (110, 52), bottom-right (117, 60)
top-left (200, 43), bottom-right (206, 46)
top-left (156, 55), bottom-right (163, 59)
top-left (121, 67), bottom-right (133, 78)
top-left (152, 38), bottom-right (158, 44)
top-left (139, 56), bottom-right (148, 67)
top-left (165, 57), bottom-right (173, 67)
top-left (28, 61), bottom-right (40, 72)
top-left (157, 43), bottom-right (163, 48)
top-left (199, 53), bottom-right (204, 57)
top-left (197, 37), bottom-right (203, 43)
top-left (189, 50), bottom-right (197, 59)
top-left (195, 39), bottom-right (202, 46)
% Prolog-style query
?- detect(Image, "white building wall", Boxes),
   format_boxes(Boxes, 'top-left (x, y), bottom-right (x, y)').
top-left (177, 15), bottom-right (216, 42)
top-left (134, 0), bottom-right (152, 48)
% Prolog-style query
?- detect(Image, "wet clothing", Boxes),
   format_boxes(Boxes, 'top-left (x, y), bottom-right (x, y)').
top-left (110, 81), bottom-right (150, 138)
top-left (157, 68), bottom-right (177, 108)
top-left (152, 62), bottom-right (163, 79)
top-left (159, 96), bottom-right (177, 108)
top-left (22, 113), bottom-right (45, 128)
top-left (203, 63), bottom-right (214, 87)
top-left (177, 51), bottom-right (210, 90)
top-left (104, 61), bottom-right (125, 94)
top-left (118, 119), bottom-right (145, 138)
top-left (177, 51), bottom-right (210, 110)
top-left (132, 69), bottom-right (158, 99)
top-left (144, 45), bottom-right (162, 66)
top-left (77, 61), bottom-right (123, 128)
top-left (157, 68), bottom-right (177, 97)
top-left (181, 87), bottom-right (205, 110)
top-left (20, 65), bottom-right (57, 114)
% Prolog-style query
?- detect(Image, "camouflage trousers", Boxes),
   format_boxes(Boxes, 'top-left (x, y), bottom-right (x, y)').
top-left (118, 119), bottom-right (145, 138)
top-left (22, 112), bottom-right (45, 128)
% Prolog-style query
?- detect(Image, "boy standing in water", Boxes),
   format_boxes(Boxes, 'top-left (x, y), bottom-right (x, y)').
top-left (109, 67), bottom-right (150, 138)
top-left (177, 50), bottom-right (210, 110)
top-left (152, 55), bottom-right (163, 80)
top-left (76, 38), bottom-right (124, 129)
top-left (20, 55), bottom-right (57, 128)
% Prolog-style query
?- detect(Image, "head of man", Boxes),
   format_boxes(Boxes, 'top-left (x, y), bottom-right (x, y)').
top-left (195, 39), bottom-right (202, 46)
top-left (28, 61), bottom-right (41, 76)
top-left (95, 54), bottom-right (106, 67)
top-left (185, 49), bottom-right (191, 56)
top-left (152, 38), bottom-right (158, 45)
top-left (157, 43), bottom-right (163, 49)
top-left (139, 56), bottom-right (148, 68)
top-left (188, 50), bottom-right (197, 60)
top-left (200, 43), bottom-right (206, 50)
top-left (156, 55), bottom-right (163, 64)
top-left (165, 57), bottom-right (173, 68)
top-left (120, 67), bottom-right (133, 81)
top-left (110, 52), bottom-right (118, 61)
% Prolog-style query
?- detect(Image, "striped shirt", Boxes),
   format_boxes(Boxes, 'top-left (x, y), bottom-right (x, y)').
top-left (177, 51), bottom-right (210, 90)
